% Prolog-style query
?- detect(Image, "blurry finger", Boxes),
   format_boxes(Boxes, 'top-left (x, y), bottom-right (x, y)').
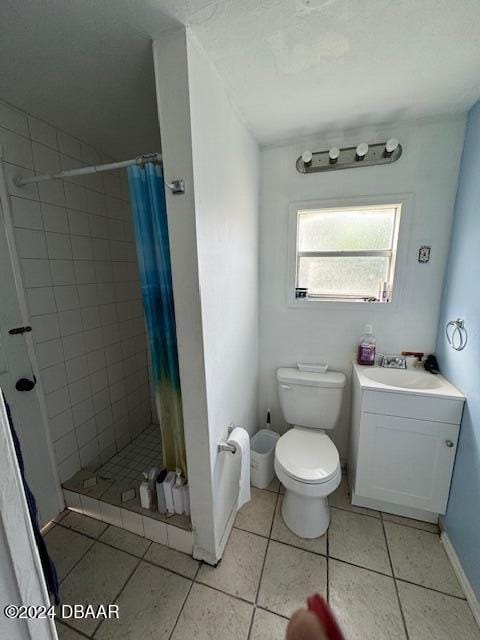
top-left (286, 609), bottom-right (329, 640)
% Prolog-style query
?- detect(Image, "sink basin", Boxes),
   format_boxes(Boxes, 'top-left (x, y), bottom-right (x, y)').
top-left (362, 368), bottom-right (443, 390)
top-left (353, 363), bottom-right (464, 400)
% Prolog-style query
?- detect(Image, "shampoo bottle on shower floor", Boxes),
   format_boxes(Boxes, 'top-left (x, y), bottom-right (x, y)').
top-left (140, 472), bottom-right (153, 510)
top-left (162, 471), bottom-right (177, 515)
top-left (172, 469), bottom-right (185, 514)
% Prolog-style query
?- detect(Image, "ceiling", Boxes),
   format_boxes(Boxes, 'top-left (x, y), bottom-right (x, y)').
top-left (1, 1), bottom-right (480, 157)
top-left (168, 0), bottom-right (480, 144)
top-left (0, 1), bottom-right (178, 158)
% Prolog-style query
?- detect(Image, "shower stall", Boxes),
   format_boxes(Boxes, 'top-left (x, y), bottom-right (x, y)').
top-left (3, 141), bottom-right (191, 550)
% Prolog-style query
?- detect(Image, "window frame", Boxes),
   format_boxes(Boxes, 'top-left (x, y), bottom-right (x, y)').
top-left (287, 194), bottom-right (412, 308)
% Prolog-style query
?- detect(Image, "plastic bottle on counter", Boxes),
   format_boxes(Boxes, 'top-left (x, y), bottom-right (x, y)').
top-left (357, 324), bottom-right (376, 366)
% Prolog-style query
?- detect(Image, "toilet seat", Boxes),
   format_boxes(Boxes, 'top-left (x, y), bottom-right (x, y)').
top-left (275, 427), bottom-right (340, 484)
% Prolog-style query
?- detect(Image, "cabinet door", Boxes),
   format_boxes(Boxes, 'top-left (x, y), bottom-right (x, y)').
top-left (356, 413), bottom-right (459, 514)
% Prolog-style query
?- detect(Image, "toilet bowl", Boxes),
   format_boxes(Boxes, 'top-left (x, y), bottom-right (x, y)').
top-left (275, 367), bottom-right (346, 539)
top-left (275, 427), bottom-right (341, 538)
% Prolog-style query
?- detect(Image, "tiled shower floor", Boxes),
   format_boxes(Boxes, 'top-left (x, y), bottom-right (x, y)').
top-left (62, 424), bottom-right (192, 546)
top-left (97, 424), bottom-right (163, 484)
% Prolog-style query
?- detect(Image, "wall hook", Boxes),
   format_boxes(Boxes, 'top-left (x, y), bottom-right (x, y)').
top-left (165, 178), bottom-right (185, 194)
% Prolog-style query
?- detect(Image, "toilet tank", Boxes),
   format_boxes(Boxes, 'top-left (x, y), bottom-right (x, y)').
top-left (276, 368), bottom-right (346, 429)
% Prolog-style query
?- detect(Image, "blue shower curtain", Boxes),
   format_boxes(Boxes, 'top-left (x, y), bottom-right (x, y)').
top-left (127, 163), bottom-right (187, 478)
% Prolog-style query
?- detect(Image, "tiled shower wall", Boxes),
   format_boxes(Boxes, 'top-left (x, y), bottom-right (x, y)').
top-left (0, 98), bottom-right (153, 482)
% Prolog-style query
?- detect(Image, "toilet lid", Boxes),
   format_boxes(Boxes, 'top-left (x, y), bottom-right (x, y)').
top-left (275, 428), bottom-right (340, 484)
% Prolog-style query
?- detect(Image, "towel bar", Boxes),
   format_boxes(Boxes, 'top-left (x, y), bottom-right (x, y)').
top-left (218, 442), bottom-right (237, 454)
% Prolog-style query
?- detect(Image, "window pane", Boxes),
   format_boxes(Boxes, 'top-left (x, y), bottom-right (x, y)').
top-left (298, 256), bottom-right (390, 298)
top-left (298, 208), bottom-right (396, 252)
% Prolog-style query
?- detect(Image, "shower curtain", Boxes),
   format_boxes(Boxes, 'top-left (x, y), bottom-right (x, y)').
top-left (127, 163), bottom-right (187, 478)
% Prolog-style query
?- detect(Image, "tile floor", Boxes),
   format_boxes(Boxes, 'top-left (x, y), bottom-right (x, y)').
top-left (96, 424), bottom-right (163, 484)
top-left (45, 474), bottom-right (480, 640)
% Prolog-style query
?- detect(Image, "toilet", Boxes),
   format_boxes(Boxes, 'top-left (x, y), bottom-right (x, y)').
top-left (275, 367), bottom-right (346, 539)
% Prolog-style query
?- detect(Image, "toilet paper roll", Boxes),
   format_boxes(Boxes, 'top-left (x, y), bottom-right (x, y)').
top-left (227, 426), bottom-right (251, 510)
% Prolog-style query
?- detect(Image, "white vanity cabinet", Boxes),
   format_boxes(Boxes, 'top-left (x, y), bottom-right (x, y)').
top-left (349, 364), bottom-right (465, 522)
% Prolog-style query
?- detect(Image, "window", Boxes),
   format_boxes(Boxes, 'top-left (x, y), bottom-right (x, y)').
top-left (293, 203), bottom-right (401, 302)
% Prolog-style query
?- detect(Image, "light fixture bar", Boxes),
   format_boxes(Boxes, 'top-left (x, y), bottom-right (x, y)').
top-left (296, 142), bottom-right (402, 174)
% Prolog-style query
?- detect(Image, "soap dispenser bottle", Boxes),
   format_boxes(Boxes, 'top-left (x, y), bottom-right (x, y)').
top-left (357, 324), bottom-right (376, 366)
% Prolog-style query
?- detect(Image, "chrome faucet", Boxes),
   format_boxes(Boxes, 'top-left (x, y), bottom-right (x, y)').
top-left (380, 354), bottom-right (407, 369)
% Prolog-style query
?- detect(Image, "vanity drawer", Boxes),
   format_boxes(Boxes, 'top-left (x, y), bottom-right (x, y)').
top-left (362, 390), bottom-right (464, 424)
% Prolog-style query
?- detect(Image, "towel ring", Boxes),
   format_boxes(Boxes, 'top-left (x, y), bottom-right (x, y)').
top-left (446, 318), bottom-right (467, 351)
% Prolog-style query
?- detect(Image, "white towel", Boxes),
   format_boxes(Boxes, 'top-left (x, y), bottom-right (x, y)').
top-left (227, 426), bottom-right (251, 510)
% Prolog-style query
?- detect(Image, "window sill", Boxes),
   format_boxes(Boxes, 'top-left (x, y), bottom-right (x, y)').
top-left (287, 297), bottom-right (394, 310)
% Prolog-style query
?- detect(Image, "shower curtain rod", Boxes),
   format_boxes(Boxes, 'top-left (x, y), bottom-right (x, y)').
top-left (15, 152), bottom-right (162, 187)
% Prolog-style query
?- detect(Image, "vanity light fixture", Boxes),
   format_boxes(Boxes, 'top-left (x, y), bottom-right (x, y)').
top-left (355, 143), bottom-right (369, 161)
top-left (301, 150), bottom-right (313, 165)
top-left (296, 140), bottom-right (402, 174)
top-left (328, 147), bottom-right (340, 164)
top-left (384, 137), bottom-right (399, 157)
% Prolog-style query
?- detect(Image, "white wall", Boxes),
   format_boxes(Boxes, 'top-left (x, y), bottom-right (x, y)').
top-left (0, 98), bottom-right (152, 486)
top-left (153, 30), bottom-right (215, 562)
top-left (153, 28), bottom-right (260, 562)
top-left (259, 116), bottom-right (466, 458)
top-left (187, 32), bottom-right (260, 549)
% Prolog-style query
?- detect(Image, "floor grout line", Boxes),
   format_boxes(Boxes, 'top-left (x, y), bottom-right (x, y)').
top-left (91, 552), bottom-right (143, 638)
top-left (49, 529), bottom-right (97, 588)
top-left (140, 538), bottom-right (153, 559)
top-left (245, 488), bottom-right (281, 640)
top-left (394, 577), bottom-right (468, 602)
top-left (245, 603), bottom-right (256, 640)
top-left (233, 524), bottom-right (269, 538)
top-left (192, 578), bottom-right (257, 608)
top-left (55, 519), bottom-right (109, 542)
top-left (327, 553), bottom-right (394, 579)
top-left (381, 516), bottom-right (440, 536)
top-left (248, 482), bottom-right (282, 636)
top-left (141, 555), bottom-right (200, 584)
top-left (256, 604), bottom-right (290, 622)
top-left (330, 503), bottom-right (440, 534)
top-left (269, 535), bottom-right (328, 559)
top-left (166, 571), bottom-right (198, 640)
top-left (380, 511), bottom-right (410, 640)
top-left (56, 620), bottom-right (91, 639)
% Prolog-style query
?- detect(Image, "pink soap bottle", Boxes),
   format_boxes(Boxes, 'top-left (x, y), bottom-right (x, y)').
top-left (357, 324), bottom-right (376, 366)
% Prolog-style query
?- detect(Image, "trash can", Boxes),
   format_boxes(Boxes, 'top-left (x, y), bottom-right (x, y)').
top-left (250, 429), bottom-right (280, 489)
